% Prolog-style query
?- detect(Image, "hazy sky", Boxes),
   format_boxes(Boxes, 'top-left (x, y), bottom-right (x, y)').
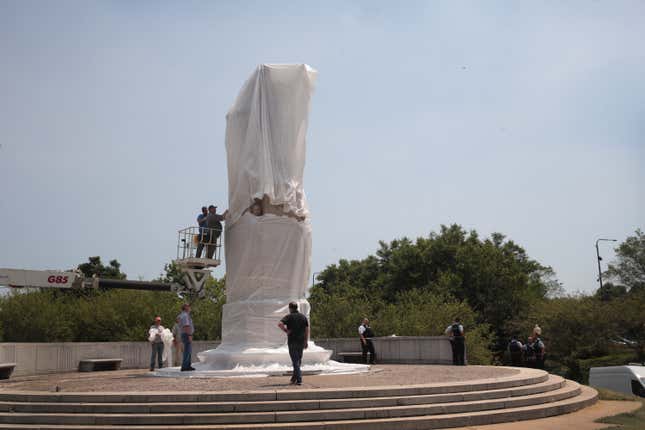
top-left (1, 1), bottom-right (643, 293)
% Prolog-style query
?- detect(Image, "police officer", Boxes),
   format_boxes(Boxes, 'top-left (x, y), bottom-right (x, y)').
top-left (533, 336), bottom-right (546, 369)
top-left (508, 336), bottom-right (524, 367)
top-left (524, 336), bottom-right (536, 368)
top-left (358, 318), bottom-right (376, 364)
top-left (445, 317), bottom-right (465, 365)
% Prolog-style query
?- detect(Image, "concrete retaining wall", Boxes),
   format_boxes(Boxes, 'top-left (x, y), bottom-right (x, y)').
top-left (0, 341), bottom-right (220, 377)
top-left (315, 336), bottom-right (454, 365)
top-left (0, 337), bottom-right (454, 376)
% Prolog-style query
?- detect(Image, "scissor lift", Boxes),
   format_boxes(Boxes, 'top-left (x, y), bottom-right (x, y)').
top-left (174, 226), bottom-right (222, 297)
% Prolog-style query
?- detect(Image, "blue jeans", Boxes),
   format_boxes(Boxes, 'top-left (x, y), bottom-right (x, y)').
top-left (288, 343), bottom-right (304, 383)
top-left (150, 342), bottom-right (164, 369)
top-left (181, 333), bottom-right (192, 370)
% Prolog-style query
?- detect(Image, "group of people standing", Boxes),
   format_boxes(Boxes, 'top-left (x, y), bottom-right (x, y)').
top-left (508, 326), bottom-right (546, 369)
top-left (195, 205), bottom-right (228, 259)
top-left (147, 303), bottom-right (196, 372)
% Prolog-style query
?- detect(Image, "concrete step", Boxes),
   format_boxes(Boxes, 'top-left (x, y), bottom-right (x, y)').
top-left (0, 381), bottom-right (582, 425)
top-left (0, 368), bottom-right (549, 403)
top-left (0, 385), bottom-right (598, 430)
top-left (0, 375), bottom-right (565, 414)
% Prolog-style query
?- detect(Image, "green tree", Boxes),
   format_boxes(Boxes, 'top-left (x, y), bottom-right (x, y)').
top-left (605, 229), bottom-right (645, 292)
top-left (77, 256), bottom-right (126, 280)
top-left (312, 224), bottom-right (554, 351)
top-left (524, 295), bottom-right (613, 381)
top-left (595, 282), bottom-right (627, 301)
top-left (156, 261), bottom-right (185, 285)
top-left (0, 258), bottom-right (227, 342)
top-left (0, 290), bottom-right (74, 342)
top-left (606, 288), bottom-right (645, 362)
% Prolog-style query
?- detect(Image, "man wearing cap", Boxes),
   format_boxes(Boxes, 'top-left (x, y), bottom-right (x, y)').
top-left (195, 206), bottom-right (208, 258)
top-left (148, 316), bottom-right (165, 371)
top-left (204, 205), bottom-right (228, 259)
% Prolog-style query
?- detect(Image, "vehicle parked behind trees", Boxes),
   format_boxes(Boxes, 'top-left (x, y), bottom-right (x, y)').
top-left (589, 365), bottom-right (645, 397)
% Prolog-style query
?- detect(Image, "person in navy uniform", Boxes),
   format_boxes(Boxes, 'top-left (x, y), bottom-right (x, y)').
top-left (445, 317), bottom-right (465, 365)
top-left (358, 318), bottom-right (376, 364)
top-left (533, 336), bottom-right (546, 369)
top-left (508, 336), bottom-right (524, 367)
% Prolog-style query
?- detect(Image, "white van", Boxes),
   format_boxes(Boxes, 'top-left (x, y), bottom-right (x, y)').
top-left (589, 365), bottom-right (645, 397)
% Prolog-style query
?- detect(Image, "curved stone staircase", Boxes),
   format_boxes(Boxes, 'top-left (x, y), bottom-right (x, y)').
top-left (0, 369), bottom-right (597, 429)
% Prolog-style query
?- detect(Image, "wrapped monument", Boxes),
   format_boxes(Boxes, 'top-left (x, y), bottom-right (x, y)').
top-left (194, 64), bottom-right (339, 371)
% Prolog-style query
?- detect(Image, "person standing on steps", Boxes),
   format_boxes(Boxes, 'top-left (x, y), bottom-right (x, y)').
top-left (179, 303), bottom-right (195, 371)
top-left (148, 316), bottom-right (165, 371)
top-left (278, 302), bottom-right (309, 385)
top-left (359, 318), bottom-right (376, 364)
top-left (445, 317), bottom-right (466, 365)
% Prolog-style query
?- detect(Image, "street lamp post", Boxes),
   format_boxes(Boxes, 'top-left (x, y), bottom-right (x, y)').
top-left (312, 271), bottom-right (320, 286)
top-left (595, 238), bottom-right (617, 289)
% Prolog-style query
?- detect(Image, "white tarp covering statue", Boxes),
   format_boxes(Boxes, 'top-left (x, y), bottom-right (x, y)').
top-left (161, 64), bottom-right (367, 375)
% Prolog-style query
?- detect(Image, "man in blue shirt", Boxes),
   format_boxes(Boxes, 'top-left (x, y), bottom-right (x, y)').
top-left (179, 303), bottom-right (195, 371)
top-left (195, 206), bottom-right (208, 258)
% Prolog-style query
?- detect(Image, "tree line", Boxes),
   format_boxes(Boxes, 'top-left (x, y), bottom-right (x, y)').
top-left (0, 226), bottom-right (642, 383)
top-left (309, 226), bottom-right (644, 382)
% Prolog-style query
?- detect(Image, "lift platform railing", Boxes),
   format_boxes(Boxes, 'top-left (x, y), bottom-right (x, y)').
top-left (176, 226), bottom-right (223, 263)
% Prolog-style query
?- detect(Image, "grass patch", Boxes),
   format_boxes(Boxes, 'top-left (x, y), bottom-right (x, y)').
top-left (596, 387), bottom-right (639, 401)
top-left (596, 388), bottom-right (645, 430)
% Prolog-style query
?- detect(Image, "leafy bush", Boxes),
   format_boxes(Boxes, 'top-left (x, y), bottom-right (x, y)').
top-left (0, 277), bottom-right (226, 342)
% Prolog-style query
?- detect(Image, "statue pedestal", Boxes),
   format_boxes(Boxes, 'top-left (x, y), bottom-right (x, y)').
top-left (195, 342), bottom-right (332, 369)
top-left (184, 214), bottom-right (350, 373)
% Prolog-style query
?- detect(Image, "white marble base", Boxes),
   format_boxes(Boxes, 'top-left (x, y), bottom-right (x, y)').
top-left (194, 342), bottom-right (332, 369)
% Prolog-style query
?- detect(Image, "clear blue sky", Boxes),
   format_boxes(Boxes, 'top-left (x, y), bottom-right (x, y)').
top-left (1, 1), bottom-right (643, 293)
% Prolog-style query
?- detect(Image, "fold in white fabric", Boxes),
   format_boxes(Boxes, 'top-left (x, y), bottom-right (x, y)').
top-left (225, 64), bottom-right (317, 227)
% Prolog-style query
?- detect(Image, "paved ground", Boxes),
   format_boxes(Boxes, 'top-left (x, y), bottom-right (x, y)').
top-left (451, 400), bottom-right (642, 430)
top-left (0, 365), bottom-right (519, 392)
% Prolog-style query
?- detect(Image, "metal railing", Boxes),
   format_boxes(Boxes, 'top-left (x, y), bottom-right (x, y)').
top-left (176, 226), bottom-right (223, 261)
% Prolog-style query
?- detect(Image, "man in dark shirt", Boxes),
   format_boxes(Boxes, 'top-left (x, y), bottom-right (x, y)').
top-left (195, 205), bottom-right (228, 259)
top-left (204, 205), bottom-right (228, 259)
top-left (278, 302), bottom-right (309, 385)
top-left (445, 317), bottom-right (466, 365)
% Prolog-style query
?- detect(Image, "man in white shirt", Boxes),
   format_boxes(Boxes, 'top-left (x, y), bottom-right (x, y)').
top-left (358, 318), bottom-right (376, 364)
top-left (148, 316), bottom-right (165, 371)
